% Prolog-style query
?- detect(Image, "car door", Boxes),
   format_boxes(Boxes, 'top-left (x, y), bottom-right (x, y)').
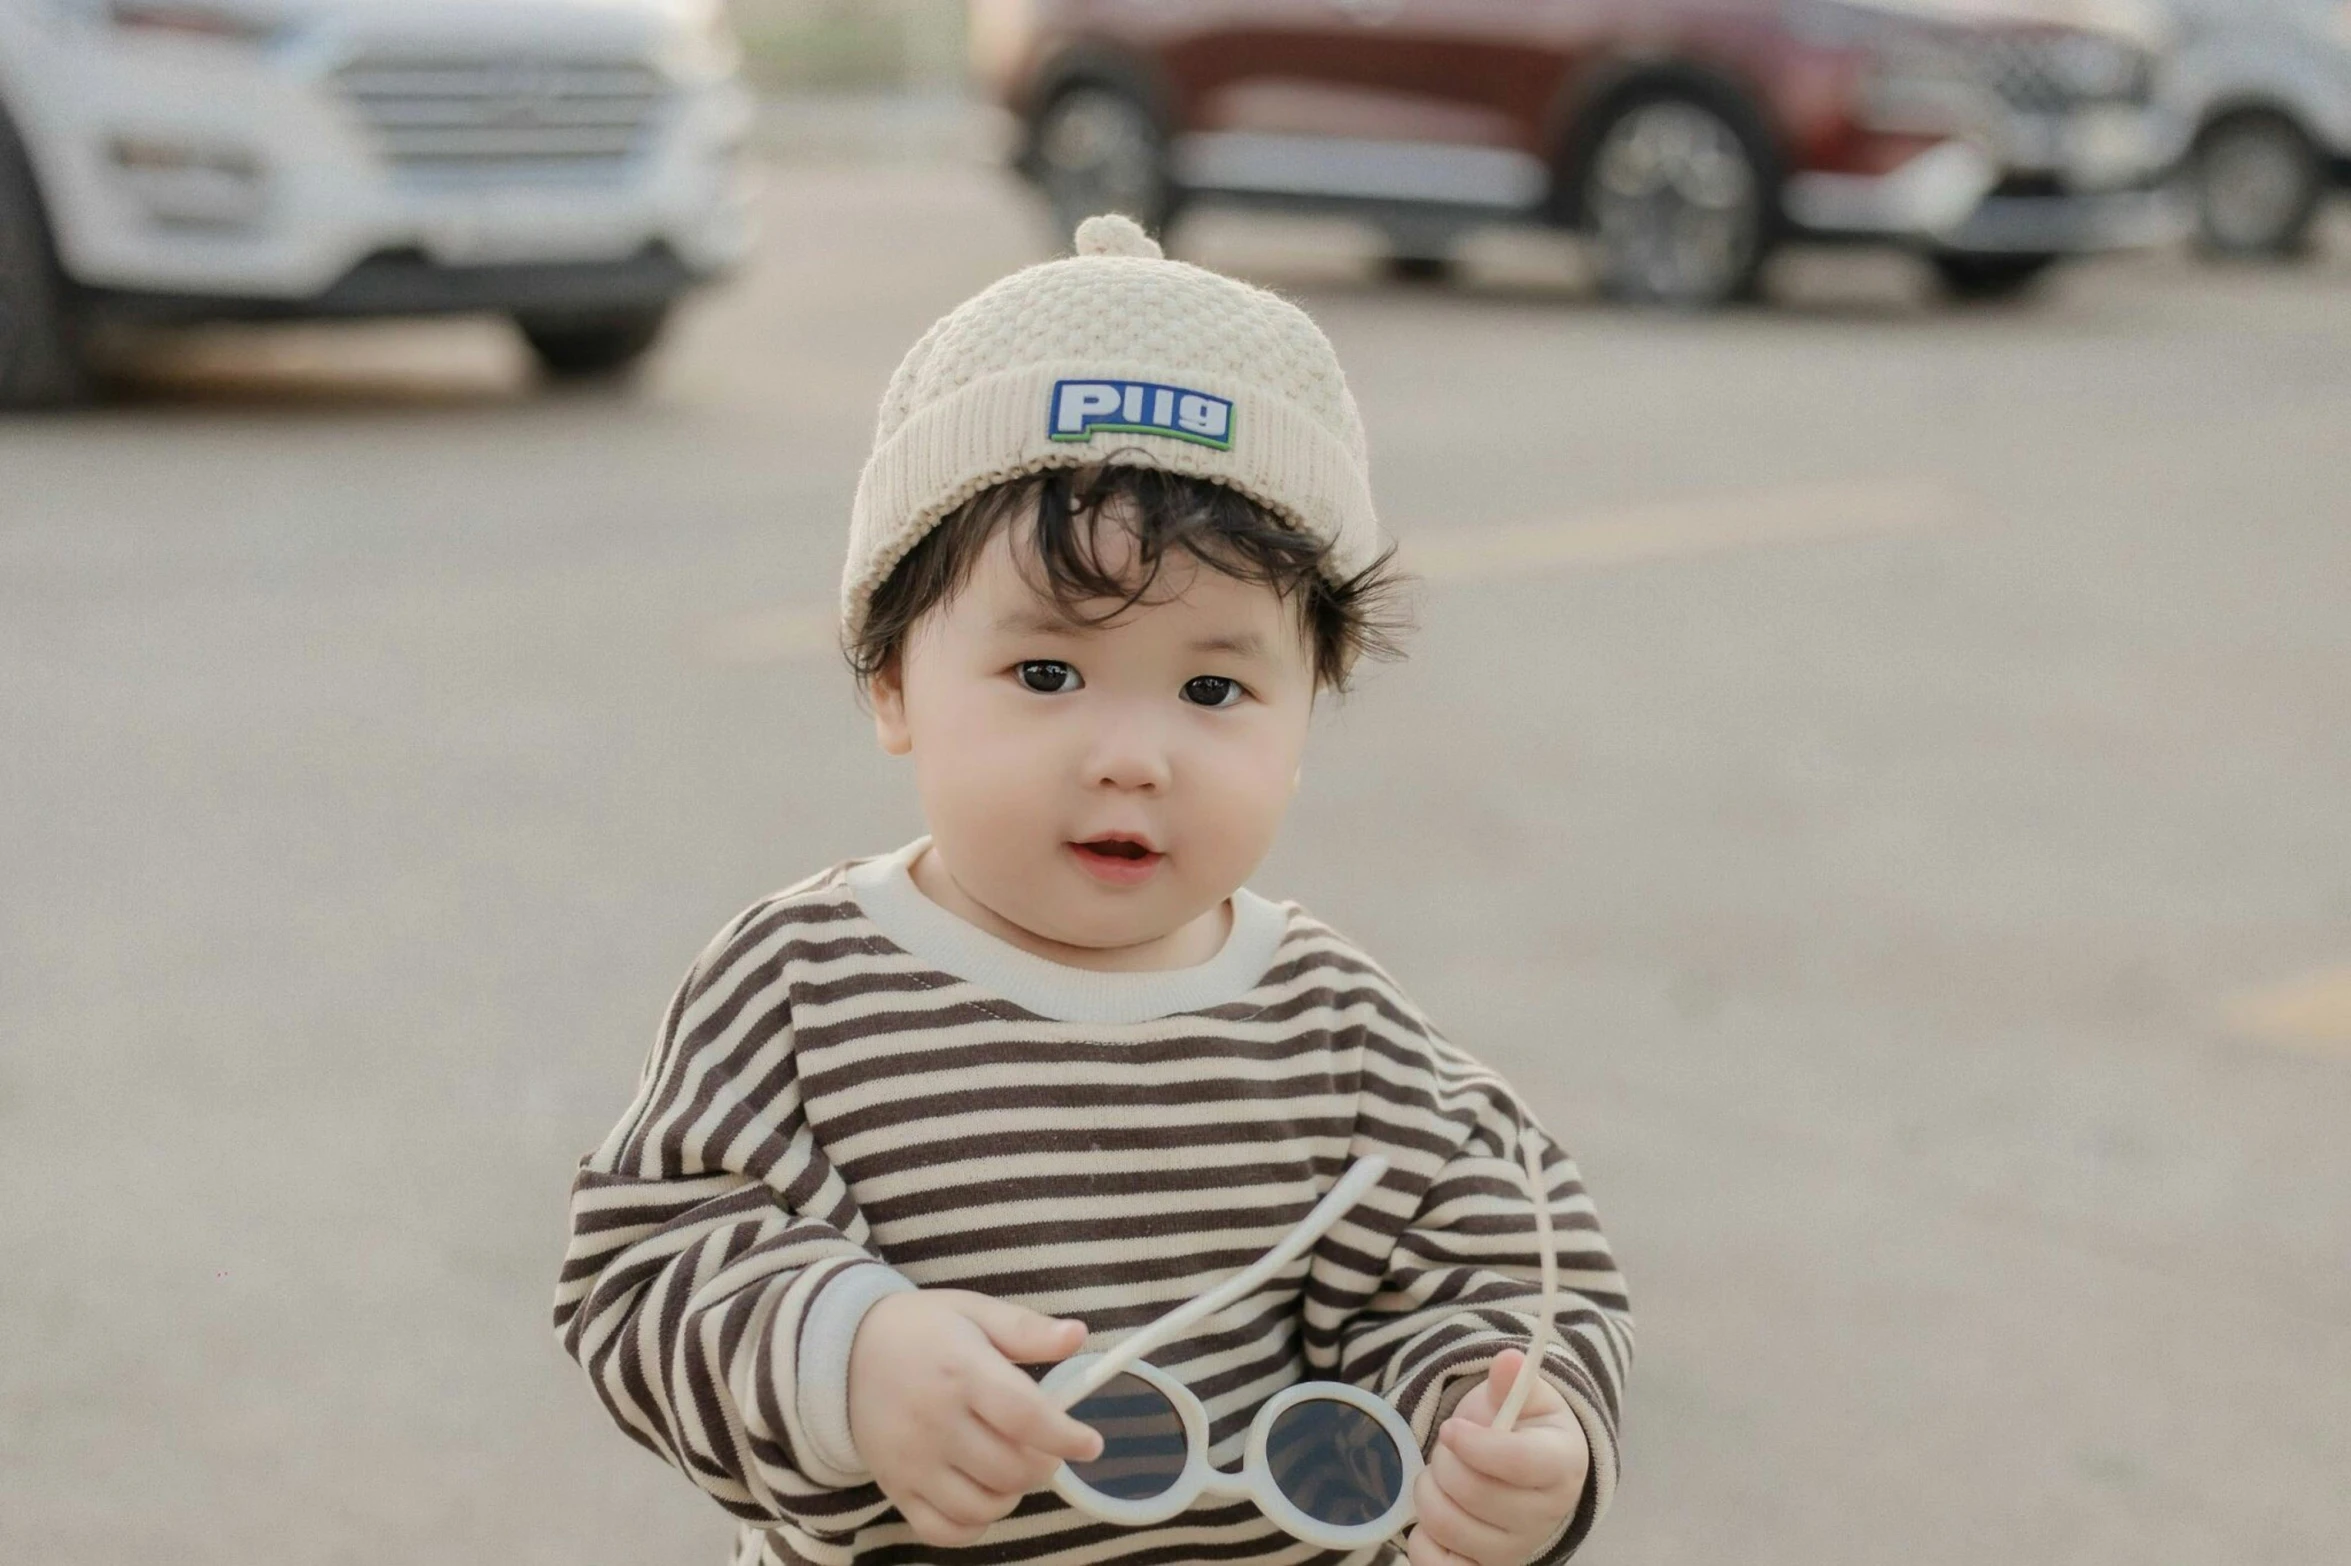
top-left (1151, 0), bottom-right (1575, 213)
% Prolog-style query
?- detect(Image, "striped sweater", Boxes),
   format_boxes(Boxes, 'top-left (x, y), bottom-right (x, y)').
top-left (552, 837), bottom-right (1633, 1566)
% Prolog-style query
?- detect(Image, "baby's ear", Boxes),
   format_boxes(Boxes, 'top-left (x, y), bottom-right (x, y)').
top-left (869, 659), bottom-right (913, 756)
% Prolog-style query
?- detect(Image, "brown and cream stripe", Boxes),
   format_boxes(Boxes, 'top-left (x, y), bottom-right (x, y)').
top-left (552, 844), bottom-right (1632, 1566)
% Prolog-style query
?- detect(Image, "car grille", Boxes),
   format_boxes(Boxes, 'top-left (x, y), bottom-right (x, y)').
top-left (334, 53), bottom-right (672, 175)
top-left (1974, 32), bottom-right (2152, 112)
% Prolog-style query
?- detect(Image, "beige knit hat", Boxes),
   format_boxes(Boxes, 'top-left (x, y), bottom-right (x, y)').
top-left (840, 213), bottom-right (1384, 643)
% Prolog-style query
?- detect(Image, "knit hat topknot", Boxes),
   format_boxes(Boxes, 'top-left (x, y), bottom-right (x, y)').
top-left (840, 212), bottom-right (1384, 643)
top-left (1072, 210), bottom-right (1162, 258)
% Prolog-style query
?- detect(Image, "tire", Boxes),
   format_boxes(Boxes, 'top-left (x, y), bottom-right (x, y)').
top-left (2191, 111), bottom-right (2324, 259)
top-left (0, 109), bottom-right (94, 409)
top-left (1382, 252), bottom-right (1457, 284)
top-left (1577, 90), bottom-right (1775, 308)
top-left (515, 305), bottom-right (670, 381)
top-left (1928, 252), bottom-right (2061, 303)
top-left (1031, 83), bottom-right (1174, 247)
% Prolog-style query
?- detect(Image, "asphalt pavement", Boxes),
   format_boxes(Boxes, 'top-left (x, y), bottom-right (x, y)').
top-left (4, 162), bottom-right (2348, 1566)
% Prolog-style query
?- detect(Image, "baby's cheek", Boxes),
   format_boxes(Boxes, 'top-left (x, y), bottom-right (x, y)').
top-left (1216, 737), bottom-right (1300, 818)
top-left (1194, 774), bottom-right (1287, 875)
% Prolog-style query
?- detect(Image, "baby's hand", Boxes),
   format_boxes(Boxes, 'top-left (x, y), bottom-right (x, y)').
top-left (846, 1289), bottom-right (1103, 1547)
top-left (1407, 1349), bottom-right (1591, 1566)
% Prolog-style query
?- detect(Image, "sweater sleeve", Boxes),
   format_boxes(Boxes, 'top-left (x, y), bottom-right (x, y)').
top-left (1335, 1031), bottom-right (1635, 1565)
top-left (550, 900), bottom-right (916, 1546)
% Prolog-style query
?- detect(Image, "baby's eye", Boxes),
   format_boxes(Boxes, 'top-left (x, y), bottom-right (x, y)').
top-left (1016, 660), bottom-right (1082, 694)
top-left (1182, 675), bottom-right (1244, 709)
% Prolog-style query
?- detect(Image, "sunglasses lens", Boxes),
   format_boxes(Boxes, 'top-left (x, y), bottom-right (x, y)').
top-left (1266, 1397), bottom-right (1407, 1528)
top-left (1067, 1373), bottom-right (1188, 1501)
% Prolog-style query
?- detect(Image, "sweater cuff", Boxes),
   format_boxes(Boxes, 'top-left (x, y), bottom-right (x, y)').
top-left (793, 1262), bottom-right (920, 1481)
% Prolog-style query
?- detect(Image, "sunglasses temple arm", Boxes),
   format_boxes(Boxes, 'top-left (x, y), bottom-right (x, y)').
top-left (1052, 1154), bottom-right (1392, 1412)
top-left (1493, 1132), bottom-right (1559, 1434)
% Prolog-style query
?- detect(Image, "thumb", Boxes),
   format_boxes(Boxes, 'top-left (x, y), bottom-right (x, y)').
top-left (1483, 1348), bottom-right (1525, 1416)
top-left (1478, 1345), bottom-right (1570, 1429)
top-left (947, 1292), bottom-right (1089, 1365)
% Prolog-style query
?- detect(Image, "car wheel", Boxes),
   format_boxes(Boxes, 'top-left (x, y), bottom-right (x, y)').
top-left (0, 112), bottom-right (94, 409)
top-left (515, 306), bottom-right (671, 381)
top-left (1580, 92), bottom-right (1773, 307)
top-left (1382, 252), bottom-right (1456, 284)
top-left (2192, 111), bottom-right (2324, 259)
top-left (1033, 84), bottom-right (1173, 245)
top-left (1928, 252), bottom-right (2061, 303)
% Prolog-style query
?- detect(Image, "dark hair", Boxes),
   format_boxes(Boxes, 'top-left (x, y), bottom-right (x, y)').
top-left (846, 462), bottom-right (1413, 695)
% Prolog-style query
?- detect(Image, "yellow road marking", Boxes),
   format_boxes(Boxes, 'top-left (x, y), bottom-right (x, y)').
top-left (1405, 478), bottom-right (1968, 581)
top-left (698, 478), bottom-right (1966, 664)
top-left (2225, 966), bottom-right (2351, 1056)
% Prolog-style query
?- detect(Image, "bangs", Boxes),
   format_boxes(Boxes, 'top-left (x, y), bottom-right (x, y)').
top-left (848, 462), bottom-right (1410, 693)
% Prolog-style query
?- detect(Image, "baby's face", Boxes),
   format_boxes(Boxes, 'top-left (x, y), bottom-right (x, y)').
top-left (872, 515), bottom-right (1316, 961)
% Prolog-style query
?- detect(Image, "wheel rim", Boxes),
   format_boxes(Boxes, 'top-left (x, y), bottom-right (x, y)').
top-left (2199, 122), bottom-right (2311, 251)
top-left (1589, 100), bottom-right (1760, 304)
top-left (1038, 89), bottom-right (1161, 235)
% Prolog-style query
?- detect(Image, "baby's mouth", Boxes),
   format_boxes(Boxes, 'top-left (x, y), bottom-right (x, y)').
top-left (1069, 837), bottom-right (1165, 885)
top-left (1073, 838), bottom-right (1157, 862)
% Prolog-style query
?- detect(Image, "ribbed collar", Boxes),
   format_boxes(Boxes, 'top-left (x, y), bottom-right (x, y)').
top-left (844, 837), bottom-right (1289, 1024)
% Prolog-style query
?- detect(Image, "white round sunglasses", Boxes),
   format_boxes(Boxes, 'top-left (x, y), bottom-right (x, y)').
top-left (1037, 1140), bottom-right (1561, 1551)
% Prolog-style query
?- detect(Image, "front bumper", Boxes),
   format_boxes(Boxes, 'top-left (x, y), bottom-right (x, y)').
top-left (26, 12), bottom-right (755, 311)
top-left (1785, 97), bottom-right (2187, 255)
top-left (87, 242), bottom-right (702, 323)
top-left (1934, 182), bottom-right (2186, 254)
top-left (1785, 143), bottom-right (2188, 254)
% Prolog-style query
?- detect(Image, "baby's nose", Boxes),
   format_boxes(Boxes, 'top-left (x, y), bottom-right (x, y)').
top-left (1092, 752), bottom-right (1169, 791)
top-left (1086, 724), bottom-right (1173, 791)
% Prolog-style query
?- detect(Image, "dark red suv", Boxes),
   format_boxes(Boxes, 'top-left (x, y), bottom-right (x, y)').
top-left (971, 0), bottom-right (2182, 304)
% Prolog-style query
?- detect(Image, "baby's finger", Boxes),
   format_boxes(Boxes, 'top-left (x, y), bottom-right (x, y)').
top-left (1449, 1376), bottom-right (1498, 1427)
top-left (1413, 1468), bottom-right (1516, 1565)
top-left (1405, 1523), bottom-right (1475, 1566)
top-left (970, 1360), bottom-right (1104, 1462)
top-left (1431, 1442), bottom-right (1553, 1536)
top-left (1461, 1348), bottom-right (1569, 1429)
top-left (928, 1464), bottom-right (1022, 1527)
top-left (1443, 1415), bottom-right (1580, 1491)
top-left (952, 1418), bottom-right (1064, 1495)
top-left (1498, 1351), bottom-right (1571, 1420)
top-left (948, 1292), bottom-right (1090, 1366)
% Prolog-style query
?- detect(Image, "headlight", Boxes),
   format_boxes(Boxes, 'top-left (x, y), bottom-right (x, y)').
top-left (105, 1), bottom-right (284, 44)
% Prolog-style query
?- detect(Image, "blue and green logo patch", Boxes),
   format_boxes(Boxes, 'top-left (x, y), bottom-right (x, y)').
top-left (1049, 379), bottom-right (1233, 450)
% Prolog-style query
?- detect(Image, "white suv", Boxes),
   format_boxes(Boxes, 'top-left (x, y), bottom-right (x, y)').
top-left (2161, 0), bottom-right (2351, 256)
top-left (0, 0), bottom-right (754, 404)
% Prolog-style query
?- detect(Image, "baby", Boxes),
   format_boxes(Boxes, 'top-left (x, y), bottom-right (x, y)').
top-left (553, 216), bottom-right (1632, 1566)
